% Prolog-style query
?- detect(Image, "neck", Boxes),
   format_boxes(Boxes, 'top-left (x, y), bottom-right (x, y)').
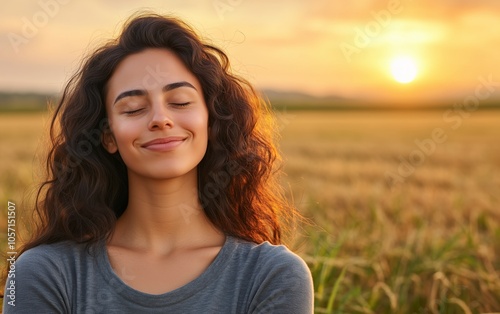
top-left (109, 168), bottom-right (223, 254)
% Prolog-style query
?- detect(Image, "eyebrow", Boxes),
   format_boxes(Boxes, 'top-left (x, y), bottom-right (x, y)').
top-left (113, 81), bottom-right (197, 104)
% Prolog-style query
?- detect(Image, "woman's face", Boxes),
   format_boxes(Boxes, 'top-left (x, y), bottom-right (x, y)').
top-left (104, 48), bottom-right (209, 180)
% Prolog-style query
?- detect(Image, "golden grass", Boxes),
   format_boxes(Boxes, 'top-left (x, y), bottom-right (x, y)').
top-left (277, 110), bottom-right (500, 313)
top-left (0, 112), bottom-right (51, 242)
top-left (0, 110), bottom-right (499, 313)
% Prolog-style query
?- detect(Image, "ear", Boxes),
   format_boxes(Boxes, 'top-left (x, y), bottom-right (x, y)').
top-left (102, 130), bottom-right (118, 154)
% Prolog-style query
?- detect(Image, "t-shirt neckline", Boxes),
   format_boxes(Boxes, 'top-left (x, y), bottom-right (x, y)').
top-left (95, 235), bottom-right (237, 307)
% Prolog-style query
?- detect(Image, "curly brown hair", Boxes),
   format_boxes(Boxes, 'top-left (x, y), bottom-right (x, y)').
top-left (8, 11), bottom-right (299, 268)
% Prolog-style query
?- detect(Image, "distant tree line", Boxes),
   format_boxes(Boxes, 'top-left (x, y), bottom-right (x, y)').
top-left (0, 92), bottom-right (57, 112)
top-left (0, 90), bottom-right (499, 112)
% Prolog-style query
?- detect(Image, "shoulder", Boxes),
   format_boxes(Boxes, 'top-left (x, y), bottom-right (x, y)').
top-left (13, 240), bottom-right (99, 284)
top-left (231, 237), bottom-right (311, 277)
top-left (229, 238), bottom-right (312, 287)
top-left (228, 237), bottom-right (314, 313)
top-left (3, 241), bottom-right (95, 312)
top-left (16, 240), bottom-right (93, 267)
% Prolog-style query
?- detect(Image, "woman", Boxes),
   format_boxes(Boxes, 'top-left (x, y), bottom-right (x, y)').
top-left (2, 13), bottom-right (313, 313)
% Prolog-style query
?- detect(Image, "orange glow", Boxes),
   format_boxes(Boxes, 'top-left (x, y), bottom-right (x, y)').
top-left (390, 56), bottom-right (418, 84)
top-left (0, 2), bottom-right (500, 105)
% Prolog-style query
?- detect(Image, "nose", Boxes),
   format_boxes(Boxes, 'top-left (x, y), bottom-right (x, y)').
top-left (148, 102), bottom-right (174, 130)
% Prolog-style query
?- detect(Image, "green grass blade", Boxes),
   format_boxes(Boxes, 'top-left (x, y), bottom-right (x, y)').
top-left (326, 266), bottom-right (347, 312)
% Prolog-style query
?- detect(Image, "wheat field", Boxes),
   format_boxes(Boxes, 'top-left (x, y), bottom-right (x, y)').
top-left (1, 110), bottom-right (499, 313)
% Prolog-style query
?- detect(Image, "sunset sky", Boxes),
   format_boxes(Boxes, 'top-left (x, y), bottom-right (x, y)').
top-left (1, 0), bottom-right (500, 104)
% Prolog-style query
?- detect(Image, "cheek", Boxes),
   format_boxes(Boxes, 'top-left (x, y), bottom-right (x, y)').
top-left (181, 110), bottom-right (209, 138)
top-left (110, 119), bottom-right (142, 147)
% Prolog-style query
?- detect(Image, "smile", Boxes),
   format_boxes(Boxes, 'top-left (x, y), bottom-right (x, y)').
top-left (141, 136), bottom-right (187, 152)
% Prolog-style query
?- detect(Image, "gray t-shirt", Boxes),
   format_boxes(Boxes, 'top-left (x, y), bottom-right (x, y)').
top-left (3, 236), bottom-right (313, 313)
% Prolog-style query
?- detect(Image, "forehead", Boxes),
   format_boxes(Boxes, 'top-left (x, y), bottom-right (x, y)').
top-left (106, 48), bottom-right (201, 103)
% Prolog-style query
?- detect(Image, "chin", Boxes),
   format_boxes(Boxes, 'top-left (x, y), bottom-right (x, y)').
top-left (139, 166), bottom-right (198, 180)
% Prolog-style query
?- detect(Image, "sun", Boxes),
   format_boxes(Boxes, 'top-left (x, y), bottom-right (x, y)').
top-left (390, 56), bottom-right (418, 84)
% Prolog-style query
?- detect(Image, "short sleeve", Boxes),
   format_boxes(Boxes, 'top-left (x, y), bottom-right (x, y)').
top-left (2, 247), bottom-right (69, 313)
top-left (248, 247), bottom-right (314, 314)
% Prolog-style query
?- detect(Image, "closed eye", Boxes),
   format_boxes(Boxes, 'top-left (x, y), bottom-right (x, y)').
top-left (170, 102), bottom-right (191, 107)
top-left (123, 108), bottom-right (144, 115)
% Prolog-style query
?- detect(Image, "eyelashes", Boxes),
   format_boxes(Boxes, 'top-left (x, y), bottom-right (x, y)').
top-left (170, 102), bottom-right (191, 107)
top-left (122, 102), bottom-right (191, 115)
top-left (123, 108), bottom-right (144, 115)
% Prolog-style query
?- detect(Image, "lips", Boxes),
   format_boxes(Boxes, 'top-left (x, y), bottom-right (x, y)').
top-left (141, 136), bottom-right (186, 151)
